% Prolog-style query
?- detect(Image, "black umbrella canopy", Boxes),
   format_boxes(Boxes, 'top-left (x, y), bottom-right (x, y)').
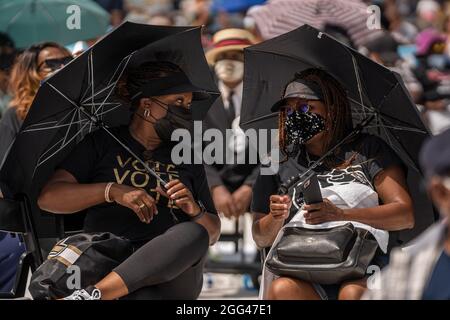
top-left (240, 24), bottom-right (436, 242)
top-left (0, 22), bottom-right (219, 237)
top-left (241, 25), bottom-right (428, 170)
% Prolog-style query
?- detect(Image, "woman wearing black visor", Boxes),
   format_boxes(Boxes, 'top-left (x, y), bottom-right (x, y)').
top-left (38, 61), bottom-right (221, 300)
top-left (251, 68), bottom-right (414, 300)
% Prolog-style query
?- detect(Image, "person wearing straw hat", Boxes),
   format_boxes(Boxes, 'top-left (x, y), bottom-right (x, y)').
top-left (204, 28), bottom-right (259, 221)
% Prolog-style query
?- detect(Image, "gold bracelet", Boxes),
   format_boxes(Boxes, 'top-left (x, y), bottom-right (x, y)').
top-left (105, 182), bottom-right (115, 203)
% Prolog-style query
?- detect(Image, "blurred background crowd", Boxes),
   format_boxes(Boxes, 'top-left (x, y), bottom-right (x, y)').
top-left (2, 0), bottom-right (450, 298)
top-left (2, 0), bottom-right (450, 134)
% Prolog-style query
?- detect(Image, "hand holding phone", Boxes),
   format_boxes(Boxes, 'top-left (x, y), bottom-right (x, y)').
top-left (300, 173), bottom-right (323, 205)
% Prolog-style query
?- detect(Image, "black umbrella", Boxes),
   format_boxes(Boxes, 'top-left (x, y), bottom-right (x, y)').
top-left (0, 22), bottom-right (219, 235)
top-left (240, 24), bottom-right (436, 243)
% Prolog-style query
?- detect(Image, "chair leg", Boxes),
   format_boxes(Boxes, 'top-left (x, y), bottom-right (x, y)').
top-left (19, 195), bottom-right (43, 266)
top-left (14, 252), bottom-right (31, 297)
top-left (234, 219), bottom-right (240, 254)
top-left (0, 252), bottom-right (32, 299)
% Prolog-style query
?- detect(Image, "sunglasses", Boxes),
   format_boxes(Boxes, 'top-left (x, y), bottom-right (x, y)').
top-left (283, 102), bottom-right (312, 115)
top-left (38, 56), bottom-right (73, 71)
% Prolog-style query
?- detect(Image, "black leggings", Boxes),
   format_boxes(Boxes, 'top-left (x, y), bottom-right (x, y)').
top-left (113, 221), bottom-right (209, 300)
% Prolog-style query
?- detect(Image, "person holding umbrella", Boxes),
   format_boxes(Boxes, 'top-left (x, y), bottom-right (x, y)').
top-left (37, 61), bottom-right (221, 300)
top-left (251, 68), bottom-right (415, 300)
top-left (0, 42), bottom-right (72, 168)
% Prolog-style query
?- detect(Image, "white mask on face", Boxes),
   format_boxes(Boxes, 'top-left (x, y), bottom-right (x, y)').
top-left (214, 59), bottom-right (244, 83)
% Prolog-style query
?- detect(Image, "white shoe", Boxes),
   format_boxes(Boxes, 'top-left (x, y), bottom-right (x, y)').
top-left (63, 287), bottom-right (101, 300)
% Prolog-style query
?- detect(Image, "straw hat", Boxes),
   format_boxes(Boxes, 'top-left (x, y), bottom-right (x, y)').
top-left (205, 28), bottom-right (257, 65)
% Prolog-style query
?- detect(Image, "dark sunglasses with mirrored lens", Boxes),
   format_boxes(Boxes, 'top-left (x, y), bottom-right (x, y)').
top-left (284, 102), bottom-right (311, 115)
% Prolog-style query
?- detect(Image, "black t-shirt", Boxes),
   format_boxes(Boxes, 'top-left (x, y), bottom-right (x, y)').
top-left (59, 126), bottom-right (217, 242)
top-left (251, 134), bottom-right (404, 220)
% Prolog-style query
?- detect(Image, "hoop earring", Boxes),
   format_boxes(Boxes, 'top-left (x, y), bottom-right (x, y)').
top-left (144, 108), bottom-right (151, 118)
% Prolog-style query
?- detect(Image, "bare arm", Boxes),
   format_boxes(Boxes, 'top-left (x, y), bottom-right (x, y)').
top-left (304, 166), bottom-right (415, 231)
top-left (343, 165), bottom-right (415, 230)
top-left (252, 195), bottom-right (291, 248)
top-left (38, 169), bottom-right (107, 214)
top-left (39, 169), bottom-right (157, 223)
top-left (252, 212), bottom-right (285, 249)
top-left (193, 212), bottom-right (221, 246)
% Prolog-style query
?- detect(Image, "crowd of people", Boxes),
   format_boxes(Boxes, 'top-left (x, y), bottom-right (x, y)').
top-left (0, 0), bottom-right (449, 300)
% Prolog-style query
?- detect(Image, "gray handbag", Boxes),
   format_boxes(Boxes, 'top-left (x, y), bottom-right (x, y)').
top-left (265, 223), bottom-right (379, 285)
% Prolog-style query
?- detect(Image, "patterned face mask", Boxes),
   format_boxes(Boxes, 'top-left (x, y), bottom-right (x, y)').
top-left (285, 110), bottom-right (326, 146)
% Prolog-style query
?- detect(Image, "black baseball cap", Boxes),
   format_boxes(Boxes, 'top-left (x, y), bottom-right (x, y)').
top-left (419, 128), bottom-right (450, 178)
top-left (131, 71), bottom-right (210, 102)
top-left (271, 78), bottom-right (324, 112)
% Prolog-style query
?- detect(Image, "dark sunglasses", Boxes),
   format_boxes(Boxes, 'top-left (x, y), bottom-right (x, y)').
top-left (284, 102), bottom-right (312, 115)
top-left (38, 56), bottom-right (73, 71)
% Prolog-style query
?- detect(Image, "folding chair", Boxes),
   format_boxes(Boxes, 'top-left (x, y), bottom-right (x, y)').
top-left (0, 195), bottom-right (43, 298)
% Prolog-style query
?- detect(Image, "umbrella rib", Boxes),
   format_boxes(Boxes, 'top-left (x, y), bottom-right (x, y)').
top-left (81, 52), bottom-right (94, 102)
top-left (379, 117), bottom-right (394, 147)
top-left (81, 82), bottom-right (119, 105)
top-left (95, 103), bottom-right (124, 118)
top-left (365, 124), bottom-right (427, 134)
top-left (81, 102), bottom-right (120, 107)
top-left (378, 120), bottom-right (419, 173)
top-left (21, 119), bottom-right (89, 133)
top-left (81, 52), bottom-right (134, 106)
top-left (34, 121), bottom-right (91, 174)
top-left (6, 2), bottom-right (28, 30)
top-left (46, 83), bottom-right (80, 109)
top-left (23, 120), bottom-right (59, 130)
top-left (22, 108), bottom-right (79, 132)
top-left (32, 119), bottom-right (91, 157)
top-left (378, 127), bottom-right (418, 170)
top-left (89, 51), bottom-right (96, 120)
top-left (93, 53), bottom-right (133, 117)
top-left (349, 96), bottom-right (426, 131)
top-left (247, 48), bottom-right (319, 73)
top-left (62, 108), bottom-right (79, 146)
top-left (351, 54), bottom-right (368, 118)
top-left (106, 52), bottom-right (135, 88)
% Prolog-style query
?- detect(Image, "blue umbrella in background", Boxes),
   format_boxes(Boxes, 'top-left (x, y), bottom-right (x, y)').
top-left (0, 0), bottom-right (109, 49)
top-left (211, 0), bottom-right (267, 13)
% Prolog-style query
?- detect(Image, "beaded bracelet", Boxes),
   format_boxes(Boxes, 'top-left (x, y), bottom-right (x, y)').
top-left (105, 182), bottom-right (115, 203)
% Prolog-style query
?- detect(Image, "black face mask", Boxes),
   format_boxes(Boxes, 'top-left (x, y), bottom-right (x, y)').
top-left (285, 110), bottom-right (326, 146)
top-left (153, 101), bottom-right (193, 143)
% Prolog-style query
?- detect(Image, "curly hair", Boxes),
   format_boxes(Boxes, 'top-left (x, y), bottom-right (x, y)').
top-left (9, 42), bottom-right (71, 121)
top-left (279, 68), bottom-right (354, 168)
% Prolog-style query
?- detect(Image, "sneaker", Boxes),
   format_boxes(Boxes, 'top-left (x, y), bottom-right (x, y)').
top-left (63, 287), bottom-right (101, 300)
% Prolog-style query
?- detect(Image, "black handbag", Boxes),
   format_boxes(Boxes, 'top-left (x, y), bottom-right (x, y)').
top-left (29, 232), bottom-right (134, 300)
top-left (265, 223), bottom-right (379, 285)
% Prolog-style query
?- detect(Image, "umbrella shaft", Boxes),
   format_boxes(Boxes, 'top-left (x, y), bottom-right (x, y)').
top-left (101, 126), bottom-right (168, 186)
top-left (77, 107), bottom-right (168, 186)
top-left (278, 115), bottom-right (375, 195)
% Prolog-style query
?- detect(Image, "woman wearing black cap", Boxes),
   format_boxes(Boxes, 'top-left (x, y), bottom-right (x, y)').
top-left (251, 68), bottom-right (415, 300)
top-left (38, 61), bottom-right (220, 300)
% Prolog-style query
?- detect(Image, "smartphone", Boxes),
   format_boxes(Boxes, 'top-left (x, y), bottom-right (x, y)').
top-left (299, 172), bottom-right (323, 205)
